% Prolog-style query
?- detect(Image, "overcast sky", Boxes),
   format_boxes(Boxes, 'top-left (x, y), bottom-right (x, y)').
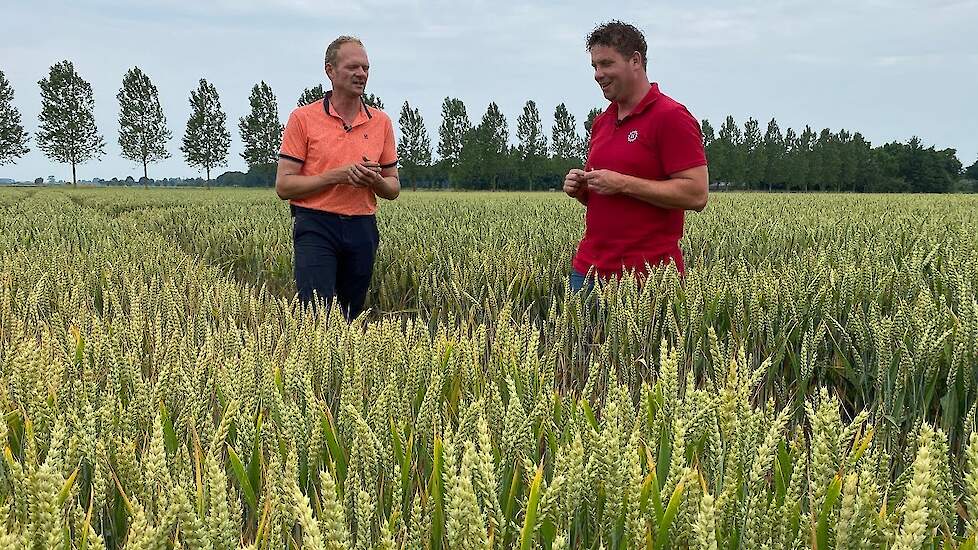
top-left (2, 0), bottom-right (976, 181)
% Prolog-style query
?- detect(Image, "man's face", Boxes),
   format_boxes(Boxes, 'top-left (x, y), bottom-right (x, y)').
top-left (590, 45), bottom-right (640, 102)
top-left (326, 42), bottom-right (369, 96)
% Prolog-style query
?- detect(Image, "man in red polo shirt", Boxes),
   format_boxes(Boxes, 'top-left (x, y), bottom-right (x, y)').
top-left (564, 21), bottom-right (708, 290)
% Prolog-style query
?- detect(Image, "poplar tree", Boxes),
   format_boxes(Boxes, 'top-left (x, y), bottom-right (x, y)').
top-left (0, 70), bottom-right (29, 165)
top-left (181, 78), bottom-right (230, 187)
top-left (516, 100), bottom-right (547, 189)
top-left (437, 97), bottom-right (471, 183)
top-left (239, 81), bottom-right (283, 169)
top-left (551, 103), bottom-right (582, 163)
top-left (36, 60), bottom-right (105, 185)
top-left (297, 84), bottom-right (325, 107)
top-left (397, 101), bottom-right (432, 191)
top-left (117, 66), bottom-right (171, 184)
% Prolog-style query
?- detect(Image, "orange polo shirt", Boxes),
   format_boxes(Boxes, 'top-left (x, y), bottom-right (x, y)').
top-left (279, 91), bottom-right (397, 215)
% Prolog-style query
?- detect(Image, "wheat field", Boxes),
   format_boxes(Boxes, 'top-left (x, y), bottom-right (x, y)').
top-left (2, 187), bottom-right (978, 549)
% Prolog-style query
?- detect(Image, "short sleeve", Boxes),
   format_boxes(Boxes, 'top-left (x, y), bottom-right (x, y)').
top-left (279, 111), bottom-right (307, 163)
top-left (379, 117), bottom-right (398, 169)
top-left (658, 106), bottom-right (707, 176)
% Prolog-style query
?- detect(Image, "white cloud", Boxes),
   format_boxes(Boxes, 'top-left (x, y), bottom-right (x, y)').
top-left (874, 53), bottom-right (946, 67)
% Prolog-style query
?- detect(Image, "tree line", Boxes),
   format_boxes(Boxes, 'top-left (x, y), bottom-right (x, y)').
top-left (702, 117), bottom-right (970, 193)
top-left (1, 61), bottom-right (976, 191)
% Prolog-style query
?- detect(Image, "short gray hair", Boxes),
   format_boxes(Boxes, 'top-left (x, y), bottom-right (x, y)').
top-left (325, 35), bottom-right (364, 67)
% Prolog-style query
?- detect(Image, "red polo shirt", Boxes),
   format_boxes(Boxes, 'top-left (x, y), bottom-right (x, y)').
top-left (573, 83), bottom-right (706, 278)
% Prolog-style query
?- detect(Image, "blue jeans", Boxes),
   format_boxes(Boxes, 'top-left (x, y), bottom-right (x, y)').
top-left (569, 269), bottom-right (595, 293)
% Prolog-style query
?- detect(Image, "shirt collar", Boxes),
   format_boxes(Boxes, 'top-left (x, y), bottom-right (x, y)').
top-left (323, 90), bottom-right (373, 131)
top-left (609, 82), bottom-right (662, 124)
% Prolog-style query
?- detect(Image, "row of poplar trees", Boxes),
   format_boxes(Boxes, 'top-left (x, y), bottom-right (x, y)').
top-left (0, 61), bottom-right (595, 189)
top-left (0, 61), bottom-right (286, 188)
top-left (1, 61), bottom-right (974, 190)
top-left (701, 117), bottom-right (969, 193)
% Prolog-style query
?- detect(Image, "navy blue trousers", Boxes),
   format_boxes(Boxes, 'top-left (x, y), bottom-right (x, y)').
top-left (569, 269), bottom-right (596, 293)
top-left (292, 205), bottom-right (378, 320)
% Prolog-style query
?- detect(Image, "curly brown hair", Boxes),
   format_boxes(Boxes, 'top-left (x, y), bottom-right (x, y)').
top-left (586, 21), bottom-right (647, 71)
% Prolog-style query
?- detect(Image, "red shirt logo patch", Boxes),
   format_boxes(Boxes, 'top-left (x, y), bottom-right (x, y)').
top-left (627, 130), bottom-right (639, 142)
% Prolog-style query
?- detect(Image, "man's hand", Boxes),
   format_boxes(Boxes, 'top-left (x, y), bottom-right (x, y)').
top-left (563, 168), bottom-right (587, 198)
top-left (347, 161), bottom-right (384, 189)
top-left (583, 169), bottom-right (626, 195)
top-left (352, 155), bottom-right (400, 200)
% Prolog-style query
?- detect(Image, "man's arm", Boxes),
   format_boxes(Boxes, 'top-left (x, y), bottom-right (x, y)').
top-left (583, 164), bottom-right (709, 211)
top-left (368, 118), bottom-right (401, 200)
top-left (370, 164), bottom-right (400, 200)
top-left (275, 157), bottom-right (352, 200)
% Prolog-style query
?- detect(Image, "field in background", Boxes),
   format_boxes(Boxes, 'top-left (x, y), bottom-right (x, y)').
top-left (2, 188), bottom-right (978, 548)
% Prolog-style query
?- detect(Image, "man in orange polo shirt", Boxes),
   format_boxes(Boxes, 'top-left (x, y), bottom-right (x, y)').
top-left (275, 35), bottom-right (400, 319)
